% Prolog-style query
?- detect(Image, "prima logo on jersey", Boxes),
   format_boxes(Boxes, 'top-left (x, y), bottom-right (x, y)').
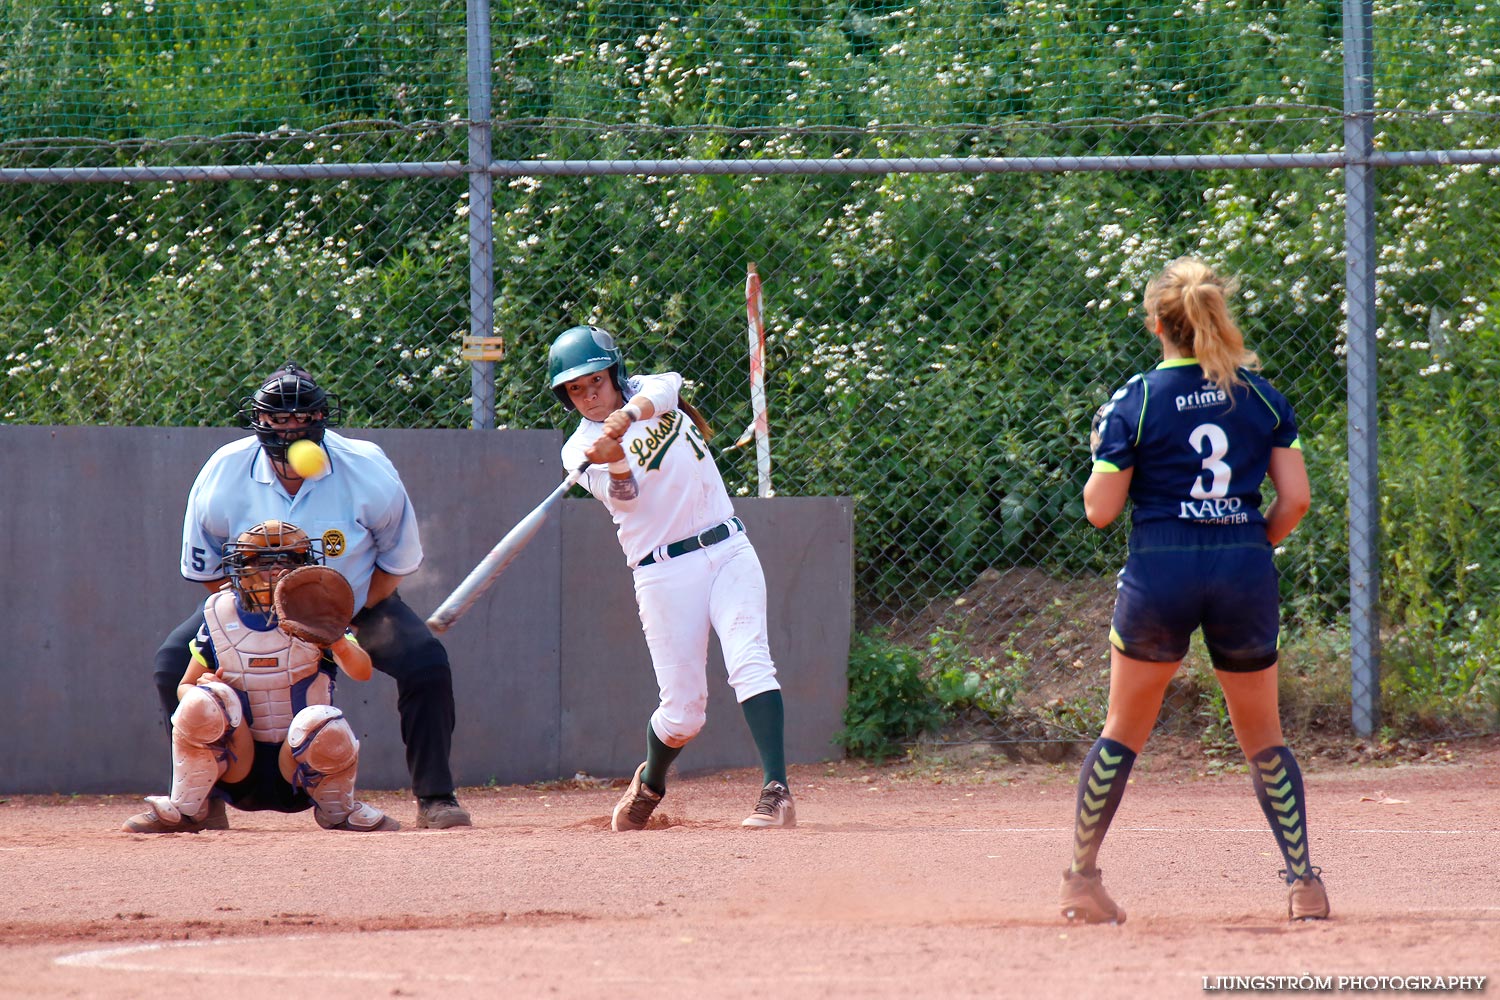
top-left (1180, 497), bottom-right (1250, 524)
top-left (1176, 383), bottom-right (1227, 411)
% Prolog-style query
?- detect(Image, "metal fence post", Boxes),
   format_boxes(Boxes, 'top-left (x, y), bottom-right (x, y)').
top-left (465, 0), bottom-right (497, 429)
top-left (1344, 0), bottom-right (1380, 737)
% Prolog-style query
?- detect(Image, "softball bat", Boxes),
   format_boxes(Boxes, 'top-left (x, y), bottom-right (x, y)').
top-left (425, 462), bottom-right (589, 633)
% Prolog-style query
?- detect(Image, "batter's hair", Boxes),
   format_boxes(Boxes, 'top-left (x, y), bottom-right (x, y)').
top-left (1143, 257), bottom-right (1259, 396)
top-left (680, 399), bottom-right (714, 442)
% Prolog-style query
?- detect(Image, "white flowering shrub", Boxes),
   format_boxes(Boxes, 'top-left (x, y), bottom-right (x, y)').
top-left (4, 0), bottom-right (1500, 732)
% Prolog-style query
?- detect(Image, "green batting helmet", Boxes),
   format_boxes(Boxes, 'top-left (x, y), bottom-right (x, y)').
top-left (547, 324), bottom-right (630, 410)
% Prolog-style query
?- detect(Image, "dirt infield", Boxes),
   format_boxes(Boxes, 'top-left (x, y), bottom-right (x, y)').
top-left (2, 738), bottom-right (1497, 999)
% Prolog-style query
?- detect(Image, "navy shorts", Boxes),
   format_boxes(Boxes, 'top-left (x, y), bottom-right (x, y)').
top-left (1110, 527), bottom-right (1281, 673)
top-left (217, 739), bottom-right (312, 814)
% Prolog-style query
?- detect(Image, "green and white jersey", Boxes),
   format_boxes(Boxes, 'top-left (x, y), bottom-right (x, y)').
top-left (561, 372), bottom-right (735, 568)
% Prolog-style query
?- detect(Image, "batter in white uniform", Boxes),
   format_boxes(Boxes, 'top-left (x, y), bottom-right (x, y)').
top-left (547, 324), bottom-right (795, 830)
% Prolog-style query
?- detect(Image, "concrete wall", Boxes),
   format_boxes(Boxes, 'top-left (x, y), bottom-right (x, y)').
top-left (0, 426), bottom-right (852, 794)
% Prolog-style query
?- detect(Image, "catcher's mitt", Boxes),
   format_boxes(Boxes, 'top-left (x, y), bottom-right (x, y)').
top-left (272, 565), bottom-right (356, 647)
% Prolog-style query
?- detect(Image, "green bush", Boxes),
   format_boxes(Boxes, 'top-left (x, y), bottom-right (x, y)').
top-left (925, 626), bottom-right (1029, 718)
top-left (834, 629), bottom-right (946, 761)
top-left (837, 623), bottom-right (1041, 759)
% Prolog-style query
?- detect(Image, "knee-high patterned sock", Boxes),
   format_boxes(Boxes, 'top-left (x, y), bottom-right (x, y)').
top-left (642, 725), bottom-right (683, 795)
top-left (1070, 737), bottom-right (1137, 875)
top-left (739, 690), bottom-right (788, 787)
top-left (1250, 745), bottom-right (1314, 882)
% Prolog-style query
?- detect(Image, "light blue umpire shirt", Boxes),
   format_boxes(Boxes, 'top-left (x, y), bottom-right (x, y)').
top-left (180, 430), bottom-right (424, 610)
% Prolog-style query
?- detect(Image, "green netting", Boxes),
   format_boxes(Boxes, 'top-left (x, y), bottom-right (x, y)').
top-left (0, 0), bottom-right (467, 140)
top-left (493, 0), bottom-right (1347, 130)
top-left (6, 0), bottom-right (1500, 145)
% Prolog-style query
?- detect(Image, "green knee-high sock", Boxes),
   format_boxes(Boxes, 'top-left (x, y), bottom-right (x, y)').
top-left (1250, 745), bottom-right (1314, 882)
top-left (740, 690), bottom-right (787, 787)
top-left (641, 725), bottom-right (683, 795)
top-left (1070, 737), bottom-right (1137, 875)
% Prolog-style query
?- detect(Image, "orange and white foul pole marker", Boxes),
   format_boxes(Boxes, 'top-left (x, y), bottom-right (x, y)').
top-left (743, 262), bottom-right (773, 497)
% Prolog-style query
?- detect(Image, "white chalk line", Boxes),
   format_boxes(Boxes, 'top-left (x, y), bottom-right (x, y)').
top-left (48, 913), bottom-right (1500, 987)
top-left (52, 934), bottom-right (943, 987)
top-left (1403, 906), bottom-right (1500, 913)
top-left (957, 826), bottom-right (1498, 835)
top-left (54, 935), bottom-right (476, 983)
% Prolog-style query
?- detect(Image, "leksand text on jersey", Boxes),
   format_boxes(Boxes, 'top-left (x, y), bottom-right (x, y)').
top-left (628, 409), bottom-right (708, 471)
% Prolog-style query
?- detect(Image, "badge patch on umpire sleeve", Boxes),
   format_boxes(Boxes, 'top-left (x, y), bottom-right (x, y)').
top-left (321, 529), bottom-right (346, 557)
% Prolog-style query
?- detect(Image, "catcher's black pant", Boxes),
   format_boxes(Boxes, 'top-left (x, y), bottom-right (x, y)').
top-left (151, 592), bottom-right (458, 800)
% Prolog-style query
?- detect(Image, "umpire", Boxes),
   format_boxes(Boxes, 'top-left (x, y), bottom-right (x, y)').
top-left (150, 362), bottom-right (471, 830)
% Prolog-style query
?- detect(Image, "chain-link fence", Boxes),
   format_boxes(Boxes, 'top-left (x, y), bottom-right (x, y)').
top-left (3, 0), bottom-right (1499, 744)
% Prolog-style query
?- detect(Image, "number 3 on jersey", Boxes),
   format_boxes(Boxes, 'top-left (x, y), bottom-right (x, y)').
top-left (1189, 423), bottom-right (1231, 500)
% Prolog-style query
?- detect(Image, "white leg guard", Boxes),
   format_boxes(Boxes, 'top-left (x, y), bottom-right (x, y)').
top-left (161, 682), bottom-right (241, 820)
top-left (287, 706), bottom-right (394, 831)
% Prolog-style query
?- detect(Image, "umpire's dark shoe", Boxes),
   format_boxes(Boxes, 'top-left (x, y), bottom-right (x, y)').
top-left (416, 796), bottom-right (472, 829)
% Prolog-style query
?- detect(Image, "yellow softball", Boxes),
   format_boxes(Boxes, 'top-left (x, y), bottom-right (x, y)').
top-left (286, 438), bottom-right (329, 479)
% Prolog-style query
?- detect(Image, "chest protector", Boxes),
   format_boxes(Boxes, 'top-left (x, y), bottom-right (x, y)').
top-left (203, 591), bottom-right (328, 742)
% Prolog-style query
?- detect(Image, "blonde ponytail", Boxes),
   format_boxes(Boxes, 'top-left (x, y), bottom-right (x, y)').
top-left (1143, 257), bottom-right (1259, 396)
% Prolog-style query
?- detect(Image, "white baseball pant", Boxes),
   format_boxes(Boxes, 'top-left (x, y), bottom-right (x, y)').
top-left (633, 534), bottom-right (780, 747)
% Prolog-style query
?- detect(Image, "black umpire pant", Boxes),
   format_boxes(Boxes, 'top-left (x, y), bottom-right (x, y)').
top-left (151, 592), bottom-right (458, 800)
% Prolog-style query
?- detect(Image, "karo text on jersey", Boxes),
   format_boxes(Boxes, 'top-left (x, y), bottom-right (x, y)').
top-left (1180, 497), bottom-right (1250, 524)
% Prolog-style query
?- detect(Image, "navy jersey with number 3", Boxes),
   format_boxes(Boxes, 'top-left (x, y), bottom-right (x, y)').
top-left (1092, 359), bottom-right (1299, 531)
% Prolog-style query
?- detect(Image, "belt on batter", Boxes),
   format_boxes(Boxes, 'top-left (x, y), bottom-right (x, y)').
top-left (637, 516), bottom-right (745, 568)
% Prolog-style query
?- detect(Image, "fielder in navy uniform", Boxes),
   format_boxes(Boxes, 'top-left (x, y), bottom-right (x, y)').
top-left (150, 363), bottom-right (470, 830)
top-left (547, 324), bottom-right (796, 831)
top-left (1058, 258), bottom-right (1327, 924)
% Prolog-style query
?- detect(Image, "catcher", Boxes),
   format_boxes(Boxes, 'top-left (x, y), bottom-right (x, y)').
top-left (124, 520), bottom-right (398, 834)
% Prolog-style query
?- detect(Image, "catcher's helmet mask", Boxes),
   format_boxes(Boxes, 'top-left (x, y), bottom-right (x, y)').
top-left (547, 324), bottom-right (631, 410)
top-left (223, 519), bottom-right (324, 614)
top-left (239, 362), bottom-right (343, 461)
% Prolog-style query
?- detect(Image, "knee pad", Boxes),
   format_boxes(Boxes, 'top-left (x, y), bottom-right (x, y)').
top-left (288, 705), bottom-right (359, 776)
top-left (288, 706), bottom-right (364, 826)
top-left (172, 682), bottom-right (243, 745)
